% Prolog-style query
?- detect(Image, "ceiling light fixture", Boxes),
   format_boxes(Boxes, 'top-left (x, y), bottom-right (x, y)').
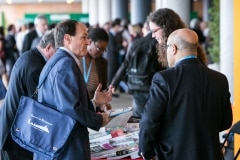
top-left (6, 0), bottom-right (12, 4)
top-left (66, 0), bottom-right (74, 4)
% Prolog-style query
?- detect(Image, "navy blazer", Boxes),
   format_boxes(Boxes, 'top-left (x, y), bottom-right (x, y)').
top-left (139, 58), bottom-right (233, 160)
top-left (0, 48), bottom-right (45, 158)
top-left (34, 49), bottom-right (103, 160)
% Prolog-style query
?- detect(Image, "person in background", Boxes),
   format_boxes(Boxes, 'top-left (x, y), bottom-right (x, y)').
top-left (34, 20), bottom-right (113, 160)
top-left (5, 24), bottom-right (18, 77)
top-left (0, 56), bottom-right (6, 103)
top-left (79, 28), bottom-right (108, 97)
top-left (139, 28), bottom-right (232, 160)
top-left (21, 14), bottom-right (48, 53)
top-left (5, 24), bottom-right (18, 54)
top-left (110, 20), bottom-right (165, 119)
top-left (79, 27), bottom-right (111, 111)
top-left (0, 36), bottom-right (15, 82)
top-left (103, 18), bottom-right (123, 97)
top-left (189, 18), bottom-right (205, 45)
top-left (128, 23), bottom-right (142, 41)
top-left (16, 23), bottom-right (30, 54)
top-left (0, 29), bottom-right (56, 160)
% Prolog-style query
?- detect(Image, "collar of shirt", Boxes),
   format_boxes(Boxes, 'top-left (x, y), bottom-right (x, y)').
top-left (59, 47), bottom-right (79, 64)
top-left (36, 28), bottom-right (43, 37)
top-left (175, 55), bottom-right (197, 66)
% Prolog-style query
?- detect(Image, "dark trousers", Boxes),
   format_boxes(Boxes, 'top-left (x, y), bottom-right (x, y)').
top-left (1, 135), bottom-right (33, 160)
top-left (132, 92), bottom-right (149, 118)
top-left (1, 150), bottom-right (32, 160)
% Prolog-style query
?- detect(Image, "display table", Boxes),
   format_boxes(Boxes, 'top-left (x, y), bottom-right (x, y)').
top-left (90, 110), bottom-right (141, 160)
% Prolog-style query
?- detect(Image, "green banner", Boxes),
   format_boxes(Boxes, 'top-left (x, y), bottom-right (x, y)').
top-left (24, 13), bottom-right (89, 24)
top-left (0, 12), bottom-right (5, 27)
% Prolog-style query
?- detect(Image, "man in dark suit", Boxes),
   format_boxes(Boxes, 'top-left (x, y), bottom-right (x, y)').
top-left (0, 29), bottom-right (56, 160)
top-left (103, 19), bottom-right (123, 97)
top-left (139, 28), bottom-right (233, 160)
top-left (34, 20), bottom-right (112, 160)
top-left (21, 14), bottom-right (48, 53)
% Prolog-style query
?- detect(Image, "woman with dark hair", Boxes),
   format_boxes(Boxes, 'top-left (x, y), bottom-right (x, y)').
top-left (147, 8), bottom-right (207, 66)
top-left (79, 28), bottom-right (109, 98)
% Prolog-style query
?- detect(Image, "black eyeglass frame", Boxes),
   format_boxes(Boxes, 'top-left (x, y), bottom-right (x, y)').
top-left (93, 42), bottom-right (107, 53)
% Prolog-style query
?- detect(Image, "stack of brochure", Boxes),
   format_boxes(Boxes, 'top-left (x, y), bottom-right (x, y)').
top-left (89, 107), bottom-right (141, 159)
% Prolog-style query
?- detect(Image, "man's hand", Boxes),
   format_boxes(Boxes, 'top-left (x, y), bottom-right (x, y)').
top-left (100, 112), bottom-right (110, 127)
top-left (99, 103), bottom-right (112, 112)
top-left (93, 84), bottom-right (114, 106)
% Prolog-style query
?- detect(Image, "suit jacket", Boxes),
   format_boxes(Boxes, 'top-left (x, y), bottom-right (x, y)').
top-left (139, 58), bottom-right (233, 160)
top-left (103, 32), bottom-right (122, 85)
top-left (21, 29), bottom-right (38, 53)
top-left (34, 49), bottom-right (103, 160)
top-left (0, 48), bottom-right (46, 158)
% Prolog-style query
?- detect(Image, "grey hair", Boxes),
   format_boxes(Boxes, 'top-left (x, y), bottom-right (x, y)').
top-left (38, 29), bottom-right (55, 49)
top-left (34, 14), bottom-right (48, 25)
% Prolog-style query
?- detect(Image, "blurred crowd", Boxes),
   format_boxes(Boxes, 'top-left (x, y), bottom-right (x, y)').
top-left (0, 15), bottom-right (213, 97)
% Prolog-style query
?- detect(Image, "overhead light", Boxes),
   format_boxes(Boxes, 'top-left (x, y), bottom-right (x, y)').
top-left (66, 0), bottom-right (74, 4)
top-left (6, 0), bottom-right (12, 4)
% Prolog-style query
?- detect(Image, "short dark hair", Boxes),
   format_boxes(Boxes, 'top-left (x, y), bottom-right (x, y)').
top-left (111, 18), bottom-right (121, 27)
top-left (34, 14), bottom-right (48, 25)
top-left (7, 24), bottom-right (15, 32)
top-left (54, 19), bottom-right (78, 48)
top-left (88, 28), bottom-right (109, 42)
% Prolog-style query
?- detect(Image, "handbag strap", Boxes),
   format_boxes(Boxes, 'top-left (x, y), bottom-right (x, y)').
top-left (32, 54), bottom-right (65, 98)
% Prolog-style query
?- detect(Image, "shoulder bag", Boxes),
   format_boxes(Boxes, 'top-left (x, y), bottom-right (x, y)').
top-left (11, 55), bottom-right (77, 160)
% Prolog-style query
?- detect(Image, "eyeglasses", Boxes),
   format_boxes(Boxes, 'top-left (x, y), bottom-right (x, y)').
top-left (151, 27), bottom-right (161, 34)
top-left (161, 44), bottom-right (172, 49)
top-left (93, 42), bottom-right (107, 53)
top-left (161, 44), bottom-right (179, 50)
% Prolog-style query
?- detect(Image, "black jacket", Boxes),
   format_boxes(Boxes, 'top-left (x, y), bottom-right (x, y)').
top-left (0, 48), bottom-right (46, 159)
top-left (111, 33), bottom-right (164, 91)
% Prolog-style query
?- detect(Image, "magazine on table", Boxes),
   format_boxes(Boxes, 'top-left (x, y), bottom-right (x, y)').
top-left (106, 108), bottom-right (133, 128)
top-left (89, 107), bottom-right (140, 159)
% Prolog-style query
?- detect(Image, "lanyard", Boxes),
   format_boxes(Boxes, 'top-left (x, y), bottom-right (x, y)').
top-left (82, 57), bottom-right (93, 84)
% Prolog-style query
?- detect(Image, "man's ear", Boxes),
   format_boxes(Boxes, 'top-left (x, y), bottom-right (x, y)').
top-left (172, 44), bottom-right (178, 55)
top-left (64, 34), bottom-right (72, 44)
top-left (45, 44), bottom-right (52, 52)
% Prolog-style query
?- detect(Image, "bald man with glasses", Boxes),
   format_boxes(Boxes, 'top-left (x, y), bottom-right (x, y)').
top-left (139, 28), bottom-right (232, 160)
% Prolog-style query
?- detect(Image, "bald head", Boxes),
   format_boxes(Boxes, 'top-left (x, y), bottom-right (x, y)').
top-left (166, 28), bottom-right (199, 67)
top-left (168, 28), bottom-right (198, 47)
